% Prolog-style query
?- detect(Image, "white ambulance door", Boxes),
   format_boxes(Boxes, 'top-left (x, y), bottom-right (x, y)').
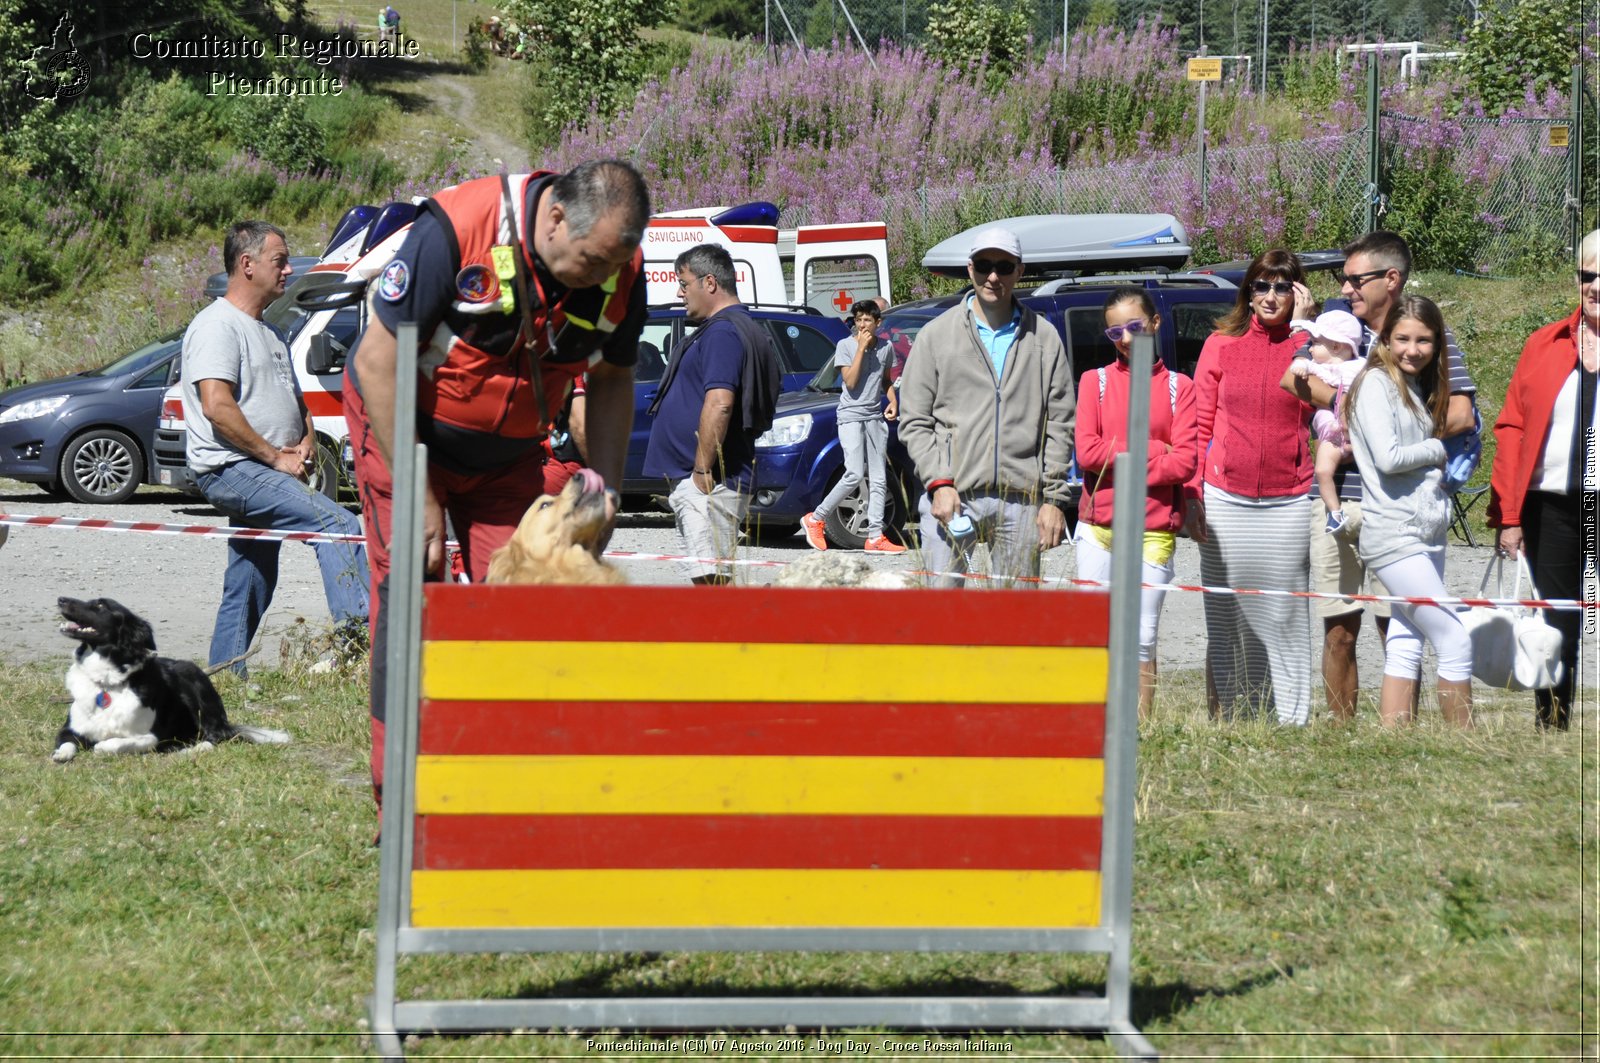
top-left (641, 219), bottom-right (785, 306)
top-left (790, 223), bottom-right (892, 317)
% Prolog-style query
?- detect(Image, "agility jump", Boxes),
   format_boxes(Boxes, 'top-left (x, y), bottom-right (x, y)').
top-left (369, 325), bottom-right (1161, 1060)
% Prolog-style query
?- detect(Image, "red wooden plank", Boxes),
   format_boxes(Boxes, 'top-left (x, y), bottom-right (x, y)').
top-left (419, 700), bottom-right (1105, 758)
top-left (421, 584), bottom-right (1110, 647)
top-left (415, 814), bottom-right (1102, 871)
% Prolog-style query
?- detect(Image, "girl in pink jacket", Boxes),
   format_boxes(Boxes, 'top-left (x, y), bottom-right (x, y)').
top-left (1075, 287), bottom-right (1199, 718)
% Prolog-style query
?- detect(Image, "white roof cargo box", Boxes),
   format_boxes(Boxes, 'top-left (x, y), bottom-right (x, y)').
top-left (922, 214), bottom-right (1191, 277)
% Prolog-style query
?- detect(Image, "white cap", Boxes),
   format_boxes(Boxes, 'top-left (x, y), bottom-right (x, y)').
top-left (968, 226), bottom-right (1023, 261)
top-left (1290, 309), bottom-right (1363, 353)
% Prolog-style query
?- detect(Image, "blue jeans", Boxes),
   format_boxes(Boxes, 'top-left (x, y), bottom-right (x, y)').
top-left (196, 460), bottom-right (369, 674)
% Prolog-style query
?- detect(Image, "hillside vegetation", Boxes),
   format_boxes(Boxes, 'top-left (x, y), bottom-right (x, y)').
top-left (0, 0), bottom-right (1586, 425)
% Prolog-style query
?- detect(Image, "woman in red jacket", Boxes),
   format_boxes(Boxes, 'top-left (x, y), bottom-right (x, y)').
top-left (1488, 229), bottom-right (1600, 730)
top-left (1076, 287), bottom-right (1199, 718)
top-left (1185, 249), bottom-right (1317, 724)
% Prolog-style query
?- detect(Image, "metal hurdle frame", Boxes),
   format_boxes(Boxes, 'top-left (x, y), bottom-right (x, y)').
top-left (369, 326), bottom-right (1159, 1061)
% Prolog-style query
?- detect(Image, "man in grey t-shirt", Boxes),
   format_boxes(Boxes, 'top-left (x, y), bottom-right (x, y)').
top-left (182, 221), bottom-right (368, 674)
top-left (801, 300), bottom-right (904, 552)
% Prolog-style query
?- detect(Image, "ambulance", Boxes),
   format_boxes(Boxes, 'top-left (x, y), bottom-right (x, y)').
top-left (152, 197), bottom-right (893, 499)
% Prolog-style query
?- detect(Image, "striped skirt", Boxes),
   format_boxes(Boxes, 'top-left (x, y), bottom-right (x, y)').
top-left (1199, 484), bottom-right (1313, 725)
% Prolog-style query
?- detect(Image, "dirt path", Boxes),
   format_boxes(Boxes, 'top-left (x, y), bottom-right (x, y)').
top-left (425, 73), bottom-right (530, 175)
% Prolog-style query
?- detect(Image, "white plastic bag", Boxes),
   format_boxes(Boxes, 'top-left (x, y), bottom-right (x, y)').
top-left (1459, 554), bottom-right (1566, 691)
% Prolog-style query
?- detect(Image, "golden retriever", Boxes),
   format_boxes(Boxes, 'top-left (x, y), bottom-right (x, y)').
top-left (484, 469), bottom-right (626, 586)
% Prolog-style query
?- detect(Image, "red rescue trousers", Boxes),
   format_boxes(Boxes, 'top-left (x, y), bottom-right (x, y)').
top-left (344, 379), bottom-right (560, 811)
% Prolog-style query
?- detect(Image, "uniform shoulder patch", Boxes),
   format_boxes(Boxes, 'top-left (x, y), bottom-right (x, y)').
top-left (378, 259), bottom-right (410, 302)
top-left (455, 263), bottom-right (497, 303)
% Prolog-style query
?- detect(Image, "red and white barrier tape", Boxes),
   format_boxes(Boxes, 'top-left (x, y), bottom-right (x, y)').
top-left (3, 511), bottom-right (1592, 610)
top-left (0, 511), bottom-right (366, 544)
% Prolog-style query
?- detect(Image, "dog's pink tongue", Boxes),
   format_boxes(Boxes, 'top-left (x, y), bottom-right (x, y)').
top-left (576, 467), bottom-right (606, 494)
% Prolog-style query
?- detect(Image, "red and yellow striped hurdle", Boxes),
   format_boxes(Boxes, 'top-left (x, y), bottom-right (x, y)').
top-left (409, 585), bottom-right (1109, 933)
top-left (369, 324), bottom-right (1156, 1059)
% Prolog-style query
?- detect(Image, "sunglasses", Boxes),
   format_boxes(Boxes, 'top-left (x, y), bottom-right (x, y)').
top-left (971, 258), bottom-right (1018, 277)
top-left (1104, 318), bottom-right (1150, 343)
top-left (1251, 280), bottom-right (1294, 296)
top-left (1334, 268), bottom-right (1388, 288)
top-left (1579, 270), bottom-right (1599, 285)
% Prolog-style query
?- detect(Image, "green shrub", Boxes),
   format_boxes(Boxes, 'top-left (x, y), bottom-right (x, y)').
top-left (675, 0), bottom-right (763, 38)
top-left (307, 84), bottom-right (388, 146)
top-left (463, 18), bottom-right (493, 70)
top-left (925, 0), bottom-right (1031, 77)
top-left (1277, 45), bottom-right (1342, 110)
top-left (504, 0), bottom-right (672, 132)
top-left (1459, 0), bottom-right (1581, 117)
top-left (108, 73), bottom-right (221, 174)
top-left (259, 95), bottom-right (332, 173)
top-left (1384, 154), bottom-right (1489, 272)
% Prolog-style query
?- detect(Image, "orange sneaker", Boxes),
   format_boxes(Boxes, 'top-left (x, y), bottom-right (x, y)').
top-left (863, 534), bottom-right (907, 554)
top-left (800, 512), bottom-right (828, 551)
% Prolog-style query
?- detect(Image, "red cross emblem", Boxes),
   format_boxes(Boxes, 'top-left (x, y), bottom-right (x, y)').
top-left (832, 289), bottom-right (852, 313)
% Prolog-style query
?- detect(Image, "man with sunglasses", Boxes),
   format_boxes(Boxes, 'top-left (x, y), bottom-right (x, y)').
top-left (898, 226), bottom-right (1075, 587)
top-left (1281, 230), bottom-right (1479, 720)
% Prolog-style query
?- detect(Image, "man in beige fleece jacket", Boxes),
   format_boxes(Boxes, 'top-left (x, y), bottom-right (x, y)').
top-left (898, 226), bottom-right (1076, 588)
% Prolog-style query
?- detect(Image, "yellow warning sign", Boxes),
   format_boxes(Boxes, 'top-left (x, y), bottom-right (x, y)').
top-left (1548, 125), bottom-right (1570, 148)
top-left (1187, 58), bottom-right (1223, 82)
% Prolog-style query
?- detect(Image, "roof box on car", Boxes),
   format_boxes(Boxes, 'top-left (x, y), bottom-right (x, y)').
top-left (922, 214), bottom-right (1191, 277)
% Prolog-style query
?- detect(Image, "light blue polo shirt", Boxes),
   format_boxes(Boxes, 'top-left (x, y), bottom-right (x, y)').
top-left (967, 294), bottom-right (1021, 380)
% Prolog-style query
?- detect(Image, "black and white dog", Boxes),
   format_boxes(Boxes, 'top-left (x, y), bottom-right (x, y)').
top-left (53, 596), bottom-right (290, 762)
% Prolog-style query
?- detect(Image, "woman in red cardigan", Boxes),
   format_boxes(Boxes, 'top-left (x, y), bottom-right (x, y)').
top-left (1185, 249), bottom-right (1317, 724)
top-left (1075, 286), bottom-right (1199, 718)
top-left (1488, 229), bottom-right (1600, 730)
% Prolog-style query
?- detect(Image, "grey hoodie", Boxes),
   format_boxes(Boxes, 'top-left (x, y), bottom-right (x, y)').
top-left (1347, 367), bottom-right (1450, 569)
top-left (897, 297), bottom-right (1076, 506)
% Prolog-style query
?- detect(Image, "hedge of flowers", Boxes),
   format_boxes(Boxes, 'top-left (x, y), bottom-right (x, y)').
top-left (549, 28), bottom-right (1576, 291)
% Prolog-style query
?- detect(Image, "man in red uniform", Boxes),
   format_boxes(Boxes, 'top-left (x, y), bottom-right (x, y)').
top-left (345, 159), bottom-right (649, 807)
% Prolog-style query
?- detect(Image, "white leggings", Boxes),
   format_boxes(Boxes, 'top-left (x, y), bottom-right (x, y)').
top-left (1372, 552), bottom-right (1473, 683)
top-left (1073, 526), bottom-right (1173, 663)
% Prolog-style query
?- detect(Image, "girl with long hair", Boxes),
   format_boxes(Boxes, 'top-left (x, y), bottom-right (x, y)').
top-left (1344, 294), bottom-right (1471, 726)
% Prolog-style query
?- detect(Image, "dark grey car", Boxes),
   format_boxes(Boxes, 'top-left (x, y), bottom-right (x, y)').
top-left (0, 333), bottom-right (183, 503)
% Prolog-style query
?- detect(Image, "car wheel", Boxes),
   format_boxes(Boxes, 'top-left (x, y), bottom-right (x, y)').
top-left (59, 429), bottom-right (142, 504)
top-left (821, 472), bottom-right (908, 550)
top-left (305, 441), bottom-right (341, 502)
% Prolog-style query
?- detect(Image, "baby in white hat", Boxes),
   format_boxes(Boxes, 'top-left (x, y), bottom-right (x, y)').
top-left (1289, 309), bottom-right (1365, 533)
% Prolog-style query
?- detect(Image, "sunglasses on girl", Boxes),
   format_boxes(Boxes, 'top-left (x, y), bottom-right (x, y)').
top-left (1251, 280), bottom-right (1295, 296)
top-left (971, 258), bottom-right (1018, 277)
top-left (1104, 318), bottom-right (1150, 343)
top-left (1579, 269), bottom-right (1599, 285)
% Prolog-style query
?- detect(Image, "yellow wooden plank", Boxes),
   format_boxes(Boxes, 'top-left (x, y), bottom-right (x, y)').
top-left (410, 869), bottom-right (1102, 928)
top-left (415, 755), bottom-right (1105, 816)
top-left (422, 641), bottom-right (1107, 704)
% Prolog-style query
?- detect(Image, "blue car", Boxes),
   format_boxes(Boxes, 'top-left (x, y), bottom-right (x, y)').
top-left (0, 332), bottom-right (184, 503)
top-left (622, 304), bottom-right (850, 497)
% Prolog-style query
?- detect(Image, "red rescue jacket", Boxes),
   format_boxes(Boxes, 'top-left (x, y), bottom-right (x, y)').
top-left (420, 172), bottom-right (642, 445)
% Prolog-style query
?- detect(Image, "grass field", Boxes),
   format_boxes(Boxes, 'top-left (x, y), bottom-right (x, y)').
top-left (1, 656), bottom-right (1590, 1059)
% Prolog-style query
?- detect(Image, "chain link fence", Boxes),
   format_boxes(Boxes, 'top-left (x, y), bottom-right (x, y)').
top-left (1379, 112), bottom-right (1573, 275)
top-left (783, 116), bottom-right (1566, 292)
